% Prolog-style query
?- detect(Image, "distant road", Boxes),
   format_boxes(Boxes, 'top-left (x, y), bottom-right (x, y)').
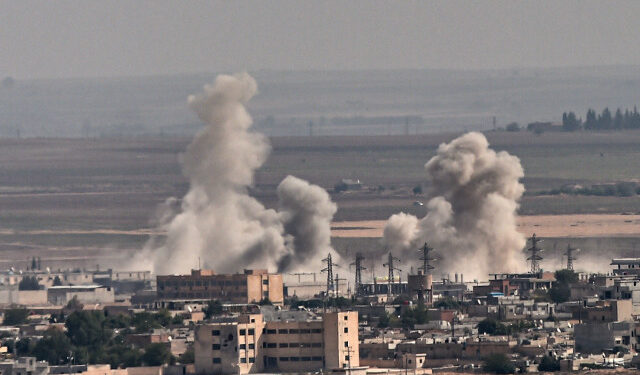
top-left (331, 214), bottom-right (640, 238)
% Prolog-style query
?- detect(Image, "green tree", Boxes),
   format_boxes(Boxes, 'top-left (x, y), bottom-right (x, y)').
top-left (32, 328), bottom-right (72, 365)
top-left (483, 353), bottom-right (515, 374)
top-left (19, 276), bottom-right (41, 290)
top-left (65, 311), bottom-right (111, 348)
top-left (538, 355), bottom-right (560, 371)
top-left (142, 343), bottom-right (173, 366)
top-left (412, 185), bottom-right (423, 195)
top-left (505, 122), bottom-right (520, 132)
top-left (66, 295), bottom-right (83, 310)
top-left (132, 312), bottom-right (162, 333)
top-left (178, 346), bottom-right (194, 364)
top-left (203, 300), bottom-right (223, 319)
top-left (477, 318), bottom-right (501, 335)
top-left (53, 276), bottom-right (63, 286)
top-left (3, 308), bottom-right (29, 326)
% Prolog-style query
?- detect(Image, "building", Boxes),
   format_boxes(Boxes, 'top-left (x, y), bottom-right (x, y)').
top-left (611, 258), bottom-right (640, 276)
top-left (47, 285), bottom-right (115, 305)
top-left (574, 321), bottom-right (636, 354)
top-left (0, 357), bottom-right (49, 375)
top-left (157, 269), bottom-right (284, 306)
top-left (194, 309), bottom-right (358, 374)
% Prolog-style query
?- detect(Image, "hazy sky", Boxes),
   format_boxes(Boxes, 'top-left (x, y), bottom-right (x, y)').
top-left (3, 0), bottom-right (640, 79)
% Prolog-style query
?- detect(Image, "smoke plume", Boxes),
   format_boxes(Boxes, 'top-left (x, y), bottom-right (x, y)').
top-left (383, 132), bottom-right (526, 280)
top-left (137, 73), bottom-right (338, 275)
top-left (276, 175), bottom-right (338, 272)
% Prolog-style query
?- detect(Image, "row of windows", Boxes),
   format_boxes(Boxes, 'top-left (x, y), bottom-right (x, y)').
top-left (161, 291), bottom-right (247, 298)
top-left (263, 342), bottom-right (322, 348)
top-left (212, 357), bottom-right (255, 364)
top-left (161, 280), bottom-right (246, 287)
top-left (236, 328), bottom-right (323, 335)
top-left (278, 356), bottom-right (323, 362)
top-left (213, 328), bottom-right (323, 337)
top-left (212, 342), bottom-right (322, 350)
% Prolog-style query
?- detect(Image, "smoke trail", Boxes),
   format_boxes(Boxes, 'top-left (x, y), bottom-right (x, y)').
top-left (136, 73), bottom-right (337, 275)
top-left (276, 175), bottom-right (338, 272)
top-left (383, 132), bottom-right (526, 280)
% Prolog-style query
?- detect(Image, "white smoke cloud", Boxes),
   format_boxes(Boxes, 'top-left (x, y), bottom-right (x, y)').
top-left (383, 132), bottom-right (526, 280)
top-left (276, 175), bottom-right (339, 272)
top-left (135, 73), bottom-right (337, 275)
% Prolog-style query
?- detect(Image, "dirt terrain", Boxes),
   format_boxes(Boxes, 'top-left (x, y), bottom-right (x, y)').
top-left (331, 214), bottom-right (640, 238)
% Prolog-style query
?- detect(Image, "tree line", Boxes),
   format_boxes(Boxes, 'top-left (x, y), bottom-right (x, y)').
top-left (562, 106), bottom-right (640, 131)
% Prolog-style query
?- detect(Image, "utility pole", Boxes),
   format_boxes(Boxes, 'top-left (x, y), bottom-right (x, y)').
top-left (565, 244), bottom-right (580, 271)
top-left (350, 253), bottom-right (366, 297)
top-left (527, 234), bottom-right (544, 273)
top-left (419, 242), bottom-right (436, 275)
top-left (322, 253), bottom-right (335, 296)
top-left (383, 252), bottom-right (401, 297)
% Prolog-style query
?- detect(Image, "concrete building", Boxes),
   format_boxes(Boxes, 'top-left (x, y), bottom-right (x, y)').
top-left (574, 321), bottom-right (636, 354)
top-left (0, 357), bottom-right (49, 375)
top-left (47, 285), bottom-right (115, 305)
top-left (194, 309), bottom-right (358, 374)
top-left (157, 269), bottom-right (283, 306)
top-left (0, 289), bottom-right (47, 306)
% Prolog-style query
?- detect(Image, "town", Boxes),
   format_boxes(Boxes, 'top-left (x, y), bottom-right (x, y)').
top-left (1, 235), bottom-right (640, 374)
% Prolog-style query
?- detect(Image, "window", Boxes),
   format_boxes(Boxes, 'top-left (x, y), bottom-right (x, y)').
top-left (311, 329), bottom-right (322, 334)
top-left (289, 343), bottom-right (299, 348)
top-left (212, 330), bottom-right (220, 336)
top-left (248, 358), bottom-right (255, 363)
top-left (345, 355), bottom-right (350, 360)
top-left (301, 357), bottom-right (311, 361)
top-left (344, 327), bottom-right (348, 333)
top-left (279, 357), bottom-right (289, 362)
top-left (212, 358), bottom-right (221, 364)
top-left (248, 329), bottom-right (254, 335)
top-left (266, 329), bottom-right (276, 334)
top-left (290, 357), bottom-right (300, 362)
top-left (312, 356), bottom-right (323, 361)
top-left (279, 343), bottom-right (288, 348)
top-left (239, 344), bottom-right (246, 350)
top-left (311, 343), bottom-right (322, 348)
top-left (267, 343), bottom-right (277, 348)
top-left (278, 329), bottom-right (289, 334)
top-left (239, 329), bottom-right (246, 335)
top-left (289, 329), bottom-right (299, 334)
top-left (300, 329), bottom-right (311, 334)
top-left (344, 315), bottom-right (348, 320)
top-left (301, 343), bottom-right (311, 348)
top-left (248, 343), bottom-right (255, 349)
top-left (240, 358), bottom-right (246, 363)
top-left (344, 341), bottom-right (349, 347)
top-left (212, 344), bottom-right (220, 350)
top-left (263, 279), bottom-right (269, 285)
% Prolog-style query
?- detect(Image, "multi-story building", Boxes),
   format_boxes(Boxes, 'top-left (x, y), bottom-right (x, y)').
top-left (611, 258), bottom-right (640, 276)
top-left (194, 309), bottom-right (358, 374)
top-left (157, 269), bottom-right (284, 306)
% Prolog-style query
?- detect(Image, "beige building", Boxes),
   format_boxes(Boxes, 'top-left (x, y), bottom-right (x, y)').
top-left (157, 269), bottom-right (284, 306)
top-left (194, 309), bottom-right (358, 374)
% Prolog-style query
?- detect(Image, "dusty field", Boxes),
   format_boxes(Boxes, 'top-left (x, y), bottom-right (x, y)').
top-left (331, 214), bottom-right (640, 238)
top-left (2, 132), bottom-right (640, 269)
